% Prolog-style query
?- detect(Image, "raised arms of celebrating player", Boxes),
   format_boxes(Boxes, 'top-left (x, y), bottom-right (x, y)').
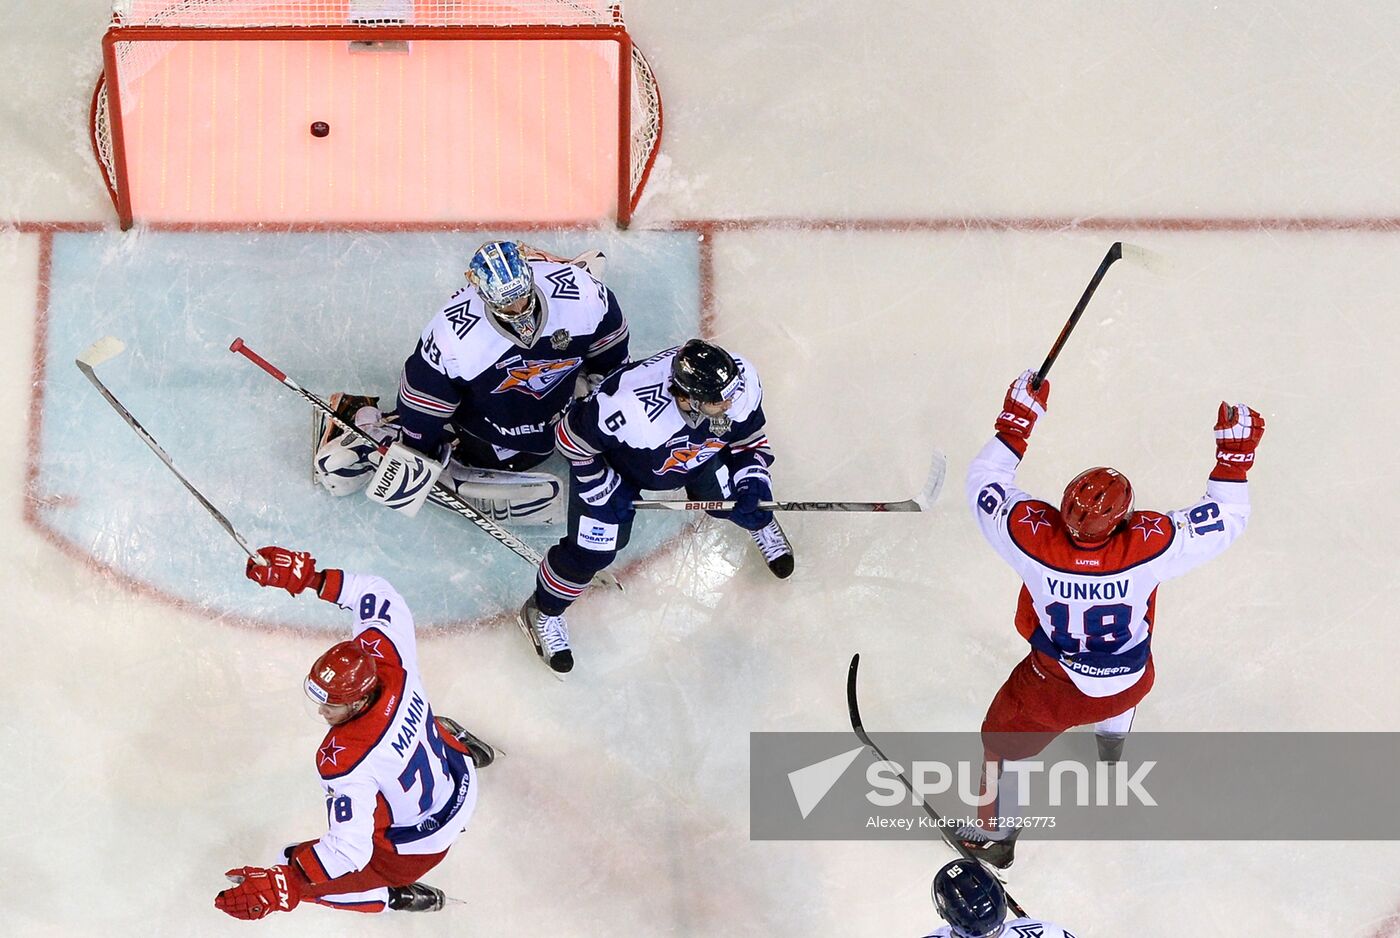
top-left (968, 370), bottom-right (1265, 580)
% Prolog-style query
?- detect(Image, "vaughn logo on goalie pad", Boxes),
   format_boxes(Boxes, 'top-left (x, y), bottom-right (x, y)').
top-left (367, 441), bottom-right (445, 517)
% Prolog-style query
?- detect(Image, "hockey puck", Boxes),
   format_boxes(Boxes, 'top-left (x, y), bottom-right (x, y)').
top-left (310, 121), bottom-right (330, 138)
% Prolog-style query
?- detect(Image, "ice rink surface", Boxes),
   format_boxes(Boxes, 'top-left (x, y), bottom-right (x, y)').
top-left (3, 2), bottom-right (1400, 936)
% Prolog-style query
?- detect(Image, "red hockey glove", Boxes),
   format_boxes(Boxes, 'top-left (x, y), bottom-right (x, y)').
top-left (1212, 402), bottom-right (1265, 482)
top-left (994, 370), bottom-right (1050, 456)
top-left (214, 865), bottom-right (302, 920)
top-left (245, 546), bottom-right (322, 596)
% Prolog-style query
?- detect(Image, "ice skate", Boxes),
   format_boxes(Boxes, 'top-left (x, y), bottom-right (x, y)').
top-left (435, 715), bottom-right (498, 768)
top-left (1096, 732), bottom-right (1127, 763)
top-left (749, 519), bottom-right (795, 579)
top-left (517, 597), bottom-right (574, 675)
top-left (954, 825), bottom-right (1019, 870)
top-left (387, 882), bottom-right (445, 912)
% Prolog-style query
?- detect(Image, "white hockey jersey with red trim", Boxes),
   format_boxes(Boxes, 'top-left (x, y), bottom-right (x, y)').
top-left (967, 437), bottom-right (1251, 697)
top-left (289, 572), bottom-right (477, 886)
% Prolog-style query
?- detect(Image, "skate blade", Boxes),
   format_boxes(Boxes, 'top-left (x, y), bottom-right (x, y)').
top-left (515, 610), bottom-right (568, 682)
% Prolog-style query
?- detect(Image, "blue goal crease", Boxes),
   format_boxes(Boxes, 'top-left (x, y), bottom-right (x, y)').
top-left (36, 229), bottom-right (701, 630)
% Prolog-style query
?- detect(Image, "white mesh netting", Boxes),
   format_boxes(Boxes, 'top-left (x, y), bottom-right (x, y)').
top-left (113, 1), bottom-right (625, 28)
top-left (94, 0), bottom-right (661, 224)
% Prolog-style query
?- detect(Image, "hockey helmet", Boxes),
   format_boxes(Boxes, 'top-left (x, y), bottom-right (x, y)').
top-left (1060, 466), bottom-right (1134, 544)
top-left (932, 860), bottom-right (1007, 938)
top-left (470, 240), bottom-right (534, 322)
top-left (670, 339), bottom-right (741, 404)
top-left (305, 641), bottom-right (378, 706)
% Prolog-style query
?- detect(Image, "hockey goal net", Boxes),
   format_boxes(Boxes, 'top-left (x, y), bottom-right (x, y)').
top-left (91, 1), bottom-right (662, 228)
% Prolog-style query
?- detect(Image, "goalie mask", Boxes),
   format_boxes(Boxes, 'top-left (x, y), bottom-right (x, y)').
top-left (468, 240), bottom-right (541, 344)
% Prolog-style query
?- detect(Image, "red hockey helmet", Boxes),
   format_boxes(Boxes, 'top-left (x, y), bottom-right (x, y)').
top-left (305, 641), bottom-right (378, 706)
top-left (1060, 467), bottom-right (1134, 544)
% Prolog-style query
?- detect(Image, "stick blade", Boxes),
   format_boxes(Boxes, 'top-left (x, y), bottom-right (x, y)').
top-left (76, 336), bottom-right (126, 369)
top-left (1119, 242), bottom-right (1171, 275)
top-left (912, 448), bottom-right (948, 511)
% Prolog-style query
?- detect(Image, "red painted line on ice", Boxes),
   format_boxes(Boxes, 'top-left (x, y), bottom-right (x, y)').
top-left (14, 214), bottom-right (1400, 234)
top-left (16, 210), bottom-right (1400, 641)
top-left (16, 224), bottom-right (691, 637)
top-left (1370, 912), bottom-right (1400, 938)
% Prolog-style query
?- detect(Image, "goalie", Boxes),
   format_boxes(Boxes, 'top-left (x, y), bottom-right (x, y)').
top-left (313, 240), bottom-right (631, 524)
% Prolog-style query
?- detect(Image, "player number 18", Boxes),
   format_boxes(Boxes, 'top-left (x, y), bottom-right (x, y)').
top-left (1047, 602), bottom-right (1133, 655)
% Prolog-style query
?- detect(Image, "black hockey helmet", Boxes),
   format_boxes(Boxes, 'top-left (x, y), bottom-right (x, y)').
top-left (931, 860), bottom-right (1007, 938)
top-left (670, 339), bottom-right (740, 404)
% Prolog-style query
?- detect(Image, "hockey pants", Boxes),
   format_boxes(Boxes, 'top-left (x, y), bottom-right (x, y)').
top-left (295, 846), bottom-right (449, 913)
top-left (450, 429), bottom-right (552, 473)
top-left (534, 452), bottom-right (744, 616)
top-left (975, 649), bottom-right (1153, 831)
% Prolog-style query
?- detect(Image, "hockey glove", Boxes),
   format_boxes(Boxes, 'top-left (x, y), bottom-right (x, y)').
top-left (994, 370), bottom-right (1050, 457)
top-left (571, 458), bottom-right (637, 525)
top-left (1212, 402), bottom-right (1265, 481)
top-left (246, 546), bottom-right (322, 597)
top-left (730, 475), bottom-right (775, 531)
top-left (214, 865), bottom-right (302, 920)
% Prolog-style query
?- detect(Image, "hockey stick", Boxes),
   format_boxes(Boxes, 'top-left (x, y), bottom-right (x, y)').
top-left (846, 654), bottom-right (1028, 919)
top-left (76, 336), bottom-right (267, 566)
top-left (632, 449), bottom-right (946, 514)
top-left (1032, 242), bottom-right (1165, 391)
top-left (229, 338), bottom-right (621, 592)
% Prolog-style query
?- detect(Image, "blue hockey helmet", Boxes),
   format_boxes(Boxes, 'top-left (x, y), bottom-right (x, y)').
top-left (467, 241), bottom-right (538, 336)
top-left (932, 860), bottom-right (1007, 938)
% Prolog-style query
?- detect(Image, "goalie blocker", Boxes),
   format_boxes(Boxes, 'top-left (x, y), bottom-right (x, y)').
top-left (366, 441), bottom-right (446, 517)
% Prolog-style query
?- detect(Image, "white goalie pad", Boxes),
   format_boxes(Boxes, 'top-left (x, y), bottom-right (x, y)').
top-left (365, 441), bottom-right (445, 517)
top-left (311, 402), bottom-right (395, 496)
top-left (441, 464), bottom-right (565, 526)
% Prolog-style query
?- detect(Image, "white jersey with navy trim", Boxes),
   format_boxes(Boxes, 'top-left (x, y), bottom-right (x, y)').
top-left (397, 259), bottom-right (629, 456)
top-left (923, 918), bottom-right (1077, 937)
top-left (967, 437), bottom-right (1251, 697)
top-left (297, 573), bottom-right (477, 884)
top-left (555, 347), bottom-right (772, 491)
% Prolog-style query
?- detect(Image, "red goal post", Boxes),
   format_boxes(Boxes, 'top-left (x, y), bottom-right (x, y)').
top-left (91, 1), bottom-right (663, 229)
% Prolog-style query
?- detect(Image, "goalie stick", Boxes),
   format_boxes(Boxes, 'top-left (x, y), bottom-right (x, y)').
top-left (846, 653), bottom-right (1028, 919)
top-left (229, 338), bottom-right (622, 592)
top-left (632, 449), bottom-right (946, 513)
top-left (1032, 241), bottom-right (1166, 391)
top-left (76, 336), bottom-right (267, 566)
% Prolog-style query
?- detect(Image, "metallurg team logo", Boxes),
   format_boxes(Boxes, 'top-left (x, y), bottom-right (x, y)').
top-left (545, 267), bottom-right (581, 299)
top-left (659, 439), bottom-right (726, 474)
top-left (492, 357), bottom-right (582, 399)
top-left (634, 382), bottom-right (670, 420)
